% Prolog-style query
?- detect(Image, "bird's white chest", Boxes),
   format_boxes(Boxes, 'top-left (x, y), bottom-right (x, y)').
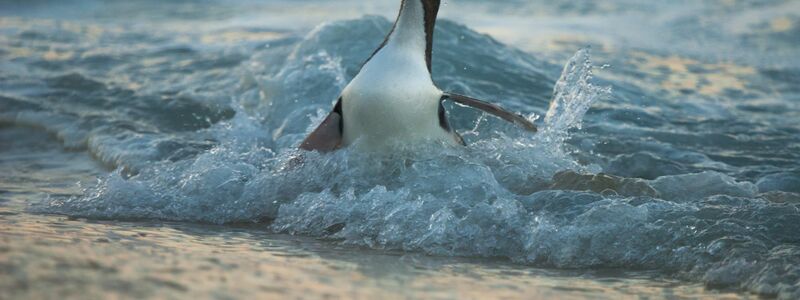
top-left (340, 49), bottom-right (451, 149)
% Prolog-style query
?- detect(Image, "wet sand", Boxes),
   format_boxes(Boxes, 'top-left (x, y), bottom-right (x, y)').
top-left (0, 212), bottom-right (747, 300)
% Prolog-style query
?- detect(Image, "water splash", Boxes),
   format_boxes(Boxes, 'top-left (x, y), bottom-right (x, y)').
top-left (37, 17), bottom-right (605, 225)
top-left (544, 47), bottom-right (612, 139)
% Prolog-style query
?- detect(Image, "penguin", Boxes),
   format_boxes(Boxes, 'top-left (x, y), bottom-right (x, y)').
top-left (300, 0), bottom-right (537, 152)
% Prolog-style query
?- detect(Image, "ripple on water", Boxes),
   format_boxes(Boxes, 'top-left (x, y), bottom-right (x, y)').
top-left (0, 7), bottom-right (798, 299)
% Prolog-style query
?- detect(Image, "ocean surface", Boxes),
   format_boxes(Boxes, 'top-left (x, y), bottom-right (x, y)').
top-left (1, 0), bottom-right (799, 299)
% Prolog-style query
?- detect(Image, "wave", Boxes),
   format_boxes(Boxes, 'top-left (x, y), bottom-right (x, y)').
top-left (13, 17), bottom-right (800, 299)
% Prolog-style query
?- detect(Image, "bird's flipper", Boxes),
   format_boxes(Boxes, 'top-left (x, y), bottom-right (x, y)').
top-left (299, 98), bottom-right (344, 152)
top-left (441, 93), bottom-right (538, 133)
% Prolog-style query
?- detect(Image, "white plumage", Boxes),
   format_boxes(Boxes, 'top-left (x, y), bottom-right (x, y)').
top-left (341, 0), bottom-right (455, 149)
top-left (299, 0), bottom-right (537, 153)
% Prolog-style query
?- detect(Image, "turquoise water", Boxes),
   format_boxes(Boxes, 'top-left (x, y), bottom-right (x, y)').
top-left (1, 0), bottom-right (799, 298)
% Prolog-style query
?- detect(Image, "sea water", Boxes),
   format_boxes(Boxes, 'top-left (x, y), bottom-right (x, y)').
top-left (1, 0), bottom-right (799, 298)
